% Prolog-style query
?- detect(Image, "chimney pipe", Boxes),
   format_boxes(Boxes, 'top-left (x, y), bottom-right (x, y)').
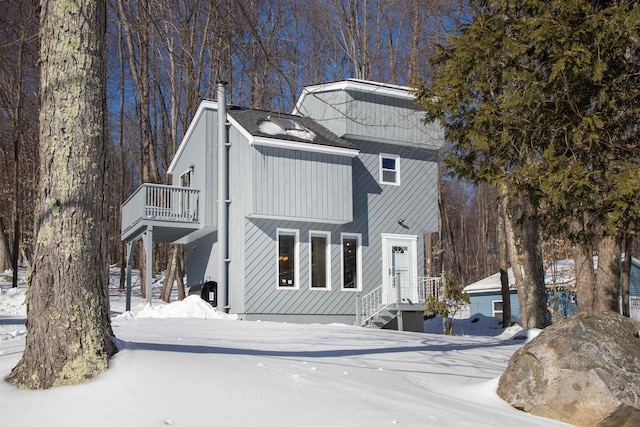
top-left (217, 82), bottom-right (229, 312)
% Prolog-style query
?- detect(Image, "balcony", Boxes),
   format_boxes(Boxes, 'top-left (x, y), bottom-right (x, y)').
top-left (121, 184), bottom-right (201, 243)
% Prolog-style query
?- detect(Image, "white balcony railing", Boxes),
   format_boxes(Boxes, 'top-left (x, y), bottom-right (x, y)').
top-left (121, 184), bottom-right (200, 235)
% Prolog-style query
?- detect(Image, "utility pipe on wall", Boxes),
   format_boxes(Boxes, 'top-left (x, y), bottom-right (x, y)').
top-left (217, 82), bottom-right (230, 312)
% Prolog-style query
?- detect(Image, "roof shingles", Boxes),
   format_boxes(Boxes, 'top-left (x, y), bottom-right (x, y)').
top-left (228, 108), bottom-right (355, 151)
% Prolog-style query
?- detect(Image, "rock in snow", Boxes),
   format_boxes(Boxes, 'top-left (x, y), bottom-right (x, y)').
top-left (497, 311), bottom-right (640, 427)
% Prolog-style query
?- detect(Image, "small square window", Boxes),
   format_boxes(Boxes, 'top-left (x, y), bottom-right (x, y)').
top-left (379, 154), bottom-right (400, 185)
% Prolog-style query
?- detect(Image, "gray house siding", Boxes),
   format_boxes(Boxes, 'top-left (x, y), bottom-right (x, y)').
top-left (352, 141), bottom-right (439, 292)
top-left (170, 107), bottom-right (218, 230)
top-left (166, 81), bottom-right (443, 324)
top-left (227, 125), bottom-right (253, 314)
top-left (243, 219), bottom-right (357, 321)
top-left (237, 140), bottom-right (439, 321)
top-left (185, 231), bottom-right (217, 287)
top-left (250, 146), bottom-right (353, 223)
top-left (296, 90), bottom-right (349, 137)
top-left (344, 90), bottom-right (440, 146)
top-left (297, 84), bottom-right (443, 148)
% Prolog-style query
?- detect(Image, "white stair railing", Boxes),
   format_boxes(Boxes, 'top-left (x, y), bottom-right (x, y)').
top-left (356, 285), bottom-right (390, 326)
top-left (356, 275), bottom-right (445, 327)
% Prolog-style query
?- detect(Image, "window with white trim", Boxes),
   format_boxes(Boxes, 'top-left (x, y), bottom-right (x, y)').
top-left (341, 233), bottom-right (361, 291)
top-left (310, 231), bottom-right (331, 290)
top-left (180, 167), bottom-right (193, 188)
top-left (379, 153), bottom-right (400, 185)
top-left (277, 229), bottom-right (299, 289)
top-left (492, 300), bottom-right (503, 317)
top-left (179, 167), bottom-right (194, 217)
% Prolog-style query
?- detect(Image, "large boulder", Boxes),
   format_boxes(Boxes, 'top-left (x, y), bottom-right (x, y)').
top-left (497, 312), bottom-right (640, 427)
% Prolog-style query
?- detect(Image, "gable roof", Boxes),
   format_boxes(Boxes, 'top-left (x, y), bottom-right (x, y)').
top-left (463, 270), bottom-right (516, 293)
top-left (168, 100), bottom-right (359, 175)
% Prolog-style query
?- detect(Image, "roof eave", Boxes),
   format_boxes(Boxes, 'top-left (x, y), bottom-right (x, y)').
top-left (251, 136), bottom-right (359, 157)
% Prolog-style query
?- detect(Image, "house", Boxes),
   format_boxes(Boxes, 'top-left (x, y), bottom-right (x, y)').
top-left (462, 268), bottom-right (521, 319)
top-left (121, 79), bottom-right (445, 330)
top-left (464, 258), bottom-right (640, 322)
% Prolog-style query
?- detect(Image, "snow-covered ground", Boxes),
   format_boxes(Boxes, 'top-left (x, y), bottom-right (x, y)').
top-left (0, 268), bottom-right (571, 427)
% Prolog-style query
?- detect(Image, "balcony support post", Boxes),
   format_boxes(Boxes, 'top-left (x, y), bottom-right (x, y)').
top-left (142, 226), bottom-right (154, 304)
top-left (125, 241), bottom-right (134, 311)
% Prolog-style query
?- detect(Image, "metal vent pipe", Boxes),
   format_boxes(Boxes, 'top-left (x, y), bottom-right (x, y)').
top-left (217, 82), bottom-right (230, 312)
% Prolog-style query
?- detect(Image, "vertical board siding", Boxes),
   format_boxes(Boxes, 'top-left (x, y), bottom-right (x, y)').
top-left (226, 125), bottom-right (256, 314)
top-left (185, 231), bottom-right (217, 287)
top-left (250, 146), bottom-right (352, 223)
top-left (297, 90), bottom-right (349, 137)
top-left (299, 89), bottom-right (443, 147)
top-left (345, 90), bottom-right (443, 147)
top-left (170, 109), bottom-right (217, 228)
top-left (205, 109), bottom-right (217, 228)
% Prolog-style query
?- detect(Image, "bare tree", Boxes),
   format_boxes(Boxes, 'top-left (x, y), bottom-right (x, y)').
top-left (8, 0), bottom-right (116, 389)
top-left (0, 0), bottom-right (39, 276)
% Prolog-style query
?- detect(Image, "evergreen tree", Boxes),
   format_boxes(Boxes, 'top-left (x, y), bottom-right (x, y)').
top-left (417, 0), bottom-right (640, 319)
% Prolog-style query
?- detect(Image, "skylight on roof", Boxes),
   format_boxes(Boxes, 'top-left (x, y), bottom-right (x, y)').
top-left (270, 116), bottom-right (306, 132)
top-left (260, 115), bottom-right (316, 142)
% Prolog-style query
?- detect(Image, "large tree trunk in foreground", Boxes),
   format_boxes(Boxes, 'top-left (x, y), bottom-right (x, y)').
top-left (7, 0), bottom-right (116, 389)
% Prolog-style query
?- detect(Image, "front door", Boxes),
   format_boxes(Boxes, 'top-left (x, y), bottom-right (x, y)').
top-left (381, 234), bottom-right (418, 304)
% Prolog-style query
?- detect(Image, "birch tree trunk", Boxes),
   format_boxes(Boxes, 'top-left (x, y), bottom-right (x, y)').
top-left (7, 0), bottom-right (116, 389)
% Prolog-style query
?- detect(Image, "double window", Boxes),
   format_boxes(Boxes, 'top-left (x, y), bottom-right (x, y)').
top-left (379, 153), bottom-right (400, 185)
